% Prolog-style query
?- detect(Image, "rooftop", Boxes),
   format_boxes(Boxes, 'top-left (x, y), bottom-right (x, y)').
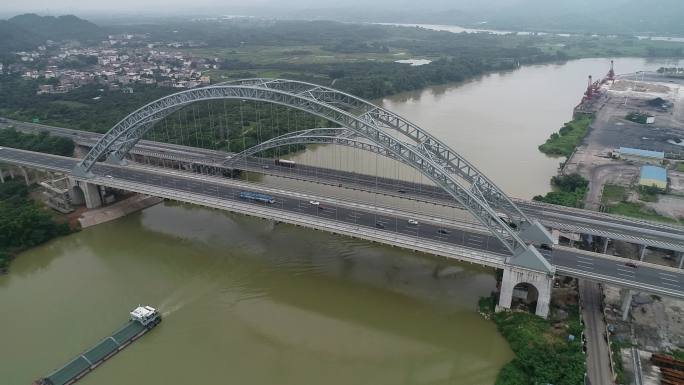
top-left (619, 147), bottom-right (665, 159)
top-left (640, 165), bottom-right (667, 182)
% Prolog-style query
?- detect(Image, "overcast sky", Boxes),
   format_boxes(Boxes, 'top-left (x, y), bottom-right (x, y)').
top-left (3, 0), bottom-right (514, 16)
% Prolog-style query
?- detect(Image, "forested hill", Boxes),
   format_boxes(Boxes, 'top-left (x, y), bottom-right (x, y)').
top-left (0, 14), bottom-right (103, 53)
top-left (0, 20), bottom-right (42, 53)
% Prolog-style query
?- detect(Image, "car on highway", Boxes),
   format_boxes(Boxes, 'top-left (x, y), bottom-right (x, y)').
top-left (375, 222), bottom-right (386, 229)
top-left (625, 262), bottom-right (638, 269)
top-left (262, 165), bottom-right (270, 169)
top-left (397, 189), bottom-right (407, 194)
top-left (105, 175), bottom-right (113, 178)
top-left (437, 228), bottom-right (450, 235)
top-left (407, 219), bottom-right (419, 225)
top-left (309, 200), bottom-right (320, 206)
top-left (539, 243), bottom-right (553, 251)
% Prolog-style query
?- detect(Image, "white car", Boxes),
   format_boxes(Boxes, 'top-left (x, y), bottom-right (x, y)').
top-left (105, 175), bottom-right (113, 178)
top-left (309, 200), bottom-right (320, 206)
top-left (407, 219), bottom-right (419, 225)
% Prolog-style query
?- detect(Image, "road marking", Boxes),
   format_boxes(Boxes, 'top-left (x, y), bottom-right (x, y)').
top-left (577, 256), bottom-right (594, 263)
top-left (661, 281), bottom-right (680, 288)
top-left (660, 277), bottom-right (679, 283)
top-left (659, 272), bottom-right (678, 278)
top-left (617, 268), bottom-right (636, 274)
top-left (617, 272), bottom-right (635, 279)
top-left (576, 260), bottom-right (593, 266)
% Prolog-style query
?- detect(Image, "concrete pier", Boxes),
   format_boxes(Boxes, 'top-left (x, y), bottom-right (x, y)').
top-left (497, 265), bottom-right (553, 318)
top-left (80, 181), bottom-right (103, 209)
top-left (620, 288), bottom-right (634, 321)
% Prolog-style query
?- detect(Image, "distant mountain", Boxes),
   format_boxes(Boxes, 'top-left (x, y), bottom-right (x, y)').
top-left (0, 20), bottom-right (42, 53)
top-left (0, 14), bottom-right (103, 54)
top-left (8, 14), bottom-right (103, 42)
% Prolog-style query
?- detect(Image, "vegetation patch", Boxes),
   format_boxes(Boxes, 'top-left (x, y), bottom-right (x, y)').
top-left (0, 128), bottom-right (74, 156)
top-left (538, 115), bottom-right (593, 157)
top-left (672, 350), bottom-right (684, 361)
top-left (533, 174), bottom-right (588, 208)
top-left (485, 306), bottom-right (585, 385)
top-left (602, 184), bottom-right (627, 204)
top-left (638, 185), bottom-right (661, 202)
top-left (610, 336), bottom-right (631, 385)
top-left (676, 163), bottom-right (684, 172)
top-left (606, 201), bottom-right (679, 224)
top-left (626, 112), bottom-right (653, 124)
top-left (0, 181), bottom-right (71, 273)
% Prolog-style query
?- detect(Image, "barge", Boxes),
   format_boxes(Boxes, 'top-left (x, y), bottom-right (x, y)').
top-left (33, 305), bottom-right (161, 385)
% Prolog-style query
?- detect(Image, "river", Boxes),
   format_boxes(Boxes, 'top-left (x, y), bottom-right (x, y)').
top-left (1, 203), bottom-right (511, 385)
top-left (2, 57), bottom-right (683, 385)
top-left (285, 57), bottom-right (684, 198)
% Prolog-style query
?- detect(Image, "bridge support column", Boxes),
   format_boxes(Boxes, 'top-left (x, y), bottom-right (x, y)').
top-left (678, 252), bottom-right (684, 269)
top-left (603, 237), bottom-right (610, 254)
top-left (620, 289), bottom-right (634, 321)
top-left (639, 245), bottom-right (647, 261)
top-left (0, 167), bottom-right (4, 183)
top-left (79, 181), bottom-right (102, 209)
top-left (497, 265), bottom-right (553, 318)
top-left (19, 166), bottom-right (30, 186)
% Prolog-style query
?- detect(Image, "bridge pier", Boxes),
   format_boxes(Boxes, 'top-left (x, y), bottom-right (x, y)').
top-left (19, 166), bottom-right (30, 186)
top-left (639, 245), bottom-right (647, 261)
top-left (497, 265), bottom-right (553, 318)
top-left (678, 252), bottom-right (684, 269)
top-left (620, 288), bottom-right (634, 321)
top-left (603, 237), bottom-right (610, 254)
top-left (69, 180), bottom-right (103, 209)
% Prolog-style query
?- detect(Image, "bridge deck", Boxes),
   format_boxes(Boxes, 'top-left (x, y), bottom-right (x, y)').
top-left (1, 147), bottom-right (682, 299)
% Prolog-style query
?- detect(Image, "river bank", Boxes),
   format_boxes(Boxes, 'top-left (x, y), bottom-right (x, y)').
top-left (0, 180), bottom-right (71, 272)
top-left (479, 284), bottom-right (586, 385)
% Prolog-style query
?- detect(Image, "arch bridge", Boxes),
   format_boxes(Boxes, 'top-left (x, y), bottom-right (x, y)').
top-left (72, 78), bottom-right (554, 274)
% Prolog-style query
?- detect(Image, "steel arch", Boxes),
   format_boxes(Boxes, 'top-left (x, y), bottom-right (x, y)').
top-left (72, 82), bottom-right (553, 269)
top-left (224, 128), bottom-right (397, 164)
top-left (222, 79), bottom-right (531, 228)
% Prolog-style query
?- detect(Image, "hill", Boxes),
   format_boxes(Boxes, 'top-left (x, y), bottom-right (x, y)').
top-left (0, 20), bottom-right (42, 53)
top-left (8, 14), bottom-right (103, 42)
top-left (0, 14), bottom-right (103, 53)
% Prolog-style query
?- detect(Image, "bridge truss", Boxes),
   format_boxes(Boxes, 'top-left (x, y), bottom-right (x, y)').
top-left (72, 79), bottom-right (554, 272)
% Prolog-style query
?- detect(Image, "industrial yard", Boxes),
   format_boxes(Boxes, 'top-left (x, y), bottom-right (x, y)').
top-left (558, 66), bottom-right (684, 385)
top-left (564, 68), bottom-right (684, 224)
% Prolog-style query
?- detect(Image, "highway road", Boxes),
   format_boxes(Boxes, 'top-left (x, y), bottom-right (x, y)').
top-left (4, 118), bottom-right (682, 253)
top-left (1, 146), bottom-right (682, 299)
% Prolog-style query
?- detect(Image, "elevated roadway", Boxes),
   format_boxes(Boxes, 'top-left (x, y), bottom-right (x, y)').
top-left (1, 146), bottom-right (682, 300)
top-left (3, 118), bottom-right (683, 254)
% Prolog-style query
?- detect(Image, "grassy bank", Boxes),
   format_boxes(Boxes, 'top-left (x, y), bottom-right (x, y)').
top-left (533, 174), bottom-right (588, 208)
top-left (538, 115), bottom-right (593, 157)
top-left (0, 181), bottom-right (71, 273)
top-left (606, 201), bottom-right (680, 224)
top-left (480, 298), bottom-right (586, 385)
